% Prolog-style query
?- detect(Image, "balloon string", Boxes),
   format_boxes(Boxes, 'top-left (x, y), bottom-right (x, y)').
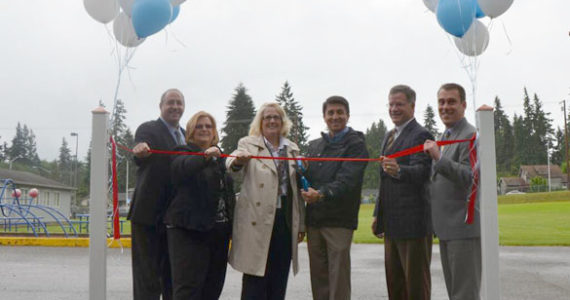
top-left (500, 19), bottom-right (513, 55)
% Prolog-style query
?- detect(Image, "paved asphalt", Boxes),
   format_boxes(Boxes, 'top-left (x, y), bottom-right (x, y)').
top-left (0, 244), bottom-right (569, 299)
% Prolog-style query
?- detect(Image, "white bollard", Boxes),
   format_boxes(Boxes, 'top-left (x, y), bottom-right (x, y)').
top-left (476, 105), bottom-right (501, 300)
top-left (89, 106), bottom-right (109, 300)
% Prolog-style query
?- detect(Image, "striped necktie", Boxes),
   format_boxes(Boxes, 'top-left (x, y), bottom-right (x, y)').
top-left (385, 129), bottom-right (397, 153)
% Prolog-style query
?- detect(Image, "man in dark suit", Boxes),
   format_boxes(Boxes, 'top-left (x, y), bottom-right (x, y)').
top-left (372, 85), bottom-right (434, 300)
top-left (128, 88), bottom-right (186, 300)
top-left (424, 83), bottom-right (480, 300)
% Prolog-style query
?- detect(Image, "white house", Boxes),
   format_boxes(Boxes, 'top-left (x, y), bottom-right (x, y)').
top-left (0, 168), bottom-right (75, 219)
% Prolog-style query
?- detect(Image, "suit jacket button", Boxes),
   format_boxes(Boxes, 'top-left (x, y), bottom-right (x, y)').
top-left (251, 221), bottom-right (256, 226)
top-left (259, 183), bottom-right (264, 188)
top-left (256, 202), bottom-right (261, 206)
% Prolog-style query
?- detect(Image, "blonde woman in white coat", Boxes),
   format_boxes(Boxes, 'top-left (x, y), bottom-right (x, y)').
top-left (226, 102), bottom-right (306, 300)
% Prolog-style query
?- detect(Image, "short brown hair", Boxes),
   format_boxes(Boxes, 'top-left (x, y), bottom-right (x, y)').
top-left (322, 96), bottom-right (350, 115)
top-left (438, 83), bottom-right (466, 102)
top-left (185, 111), bottom-right (219, 146)
top-left (389, 85), bottom-right (416, 105)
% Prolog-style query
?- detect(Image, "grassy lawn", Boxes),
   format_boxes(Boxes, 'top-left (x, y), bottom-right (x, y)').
top-left (498, 201), bottom-right (570, 246)
top-left (355, 199), bottom-right (570, 246)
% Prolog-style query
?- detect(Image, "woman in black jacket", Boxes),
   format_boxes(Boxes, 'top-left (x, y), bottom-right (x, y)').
top-left (165, 111), bottom-right (235, 300)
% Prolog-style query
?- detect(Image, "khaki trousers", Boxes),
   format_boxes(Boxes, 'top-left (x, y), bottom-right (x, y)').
top-left (307, 226), bottom-right (354, 300)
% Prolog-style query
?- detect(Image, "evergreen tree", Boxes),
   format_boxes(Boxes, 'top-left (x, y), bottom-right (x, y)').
top-left (221, 84), bottom-right (256, 153)
top-left (275, 81), bottom-right (310, 154)
top-left (110, 99), bottom-right (135, 194)
top-left (24, 125), bottom-right (40, 166)
top-left (0, 136), bottom-right (5, 161)
top-left (118, 128), bottom-right (136, 191)
top-left (423, 104), bottom-right (440, 138)
top-left (531, 93), bottom-right (554, 163)
top-left (7, 123), bottom-right (40, 167)
top-left (111, 99), bottom-right (128, 146)
top-left (494, 97), bottom-right (514, 172)
top-left (362, 119), bottom-right (388, 189)
top-left (57, 138), bottom-right (73, 185)
top-left (7, 123), bottom-right (26, 161)
top-left (512, 114), bottom-right (526, 173)
top-left (551, 127), bottom-right (564, 166)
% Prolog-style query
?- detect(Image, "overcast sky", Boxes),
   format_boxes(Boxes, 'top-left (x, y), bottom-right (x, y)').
top-left (1, 0), bottom-right (569, 160)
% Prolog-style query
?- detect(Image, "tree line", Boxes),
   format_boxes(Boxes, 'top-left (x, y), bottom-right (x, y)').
top-left (1, 85), bottom-right (565, 202)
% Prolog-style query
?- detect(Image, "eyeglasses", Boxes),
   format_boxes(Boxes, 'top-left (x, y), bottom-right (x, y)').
top-left (263, 115), bottom-right (281, 121)
top-left (195, 124), bottom-right (213, 129)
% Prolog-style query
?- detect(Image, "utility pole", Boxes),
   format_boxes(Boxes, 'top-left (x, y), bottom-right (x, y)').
top-left (70, 132), bottom-right (79, 188)
top-left (562, 100), bottom-right (570, 190)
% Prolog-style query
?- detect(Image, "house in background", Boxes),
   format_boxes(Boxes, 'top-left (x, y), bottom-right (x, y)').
top-left (498, 165), bottom-right (568, 195)
top-left (0, 168), bottom-right (75, 218)
top-left (498, 177), bottom-right (528, 195)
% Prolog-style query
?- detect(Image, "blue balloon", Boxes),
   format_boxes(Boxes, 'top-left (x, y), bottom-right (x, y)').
top-left (132, 0), bottom-right (172, 38)
top-left (170, 5), bottom-right (180, 23)
top-left (475, 2), bottom-right (486, 18)
top-left (436, 0), bottom-right (477, 38)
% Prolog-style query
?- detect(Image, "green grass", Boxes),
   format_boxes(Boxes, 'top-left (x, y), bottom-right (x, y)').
top-left (354, 199), bottom-right (570, 246)
top-left (498, 190), bottom-right (570, 205)
top-left (498, 201), bottom-right (570, 246)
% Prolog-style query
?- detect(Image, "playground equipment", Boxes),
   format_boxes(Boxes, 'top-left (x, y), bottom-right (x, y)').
top-left (0, 178), bottom-right (78, 237)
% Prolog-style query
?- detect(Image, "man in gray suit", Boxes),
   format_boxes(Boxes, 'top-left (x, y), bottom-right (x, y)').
top-left (424, 83), bottom-right (481, 300)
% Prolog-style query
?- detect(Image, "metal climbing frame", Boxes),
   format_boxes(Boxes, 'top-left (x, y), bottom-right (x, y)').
top-left (0, 179), bottom-right (78, 237)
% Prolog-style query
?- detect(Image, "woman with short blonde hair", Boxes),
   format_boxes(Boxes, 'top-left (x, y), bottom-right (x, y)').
top-left (185, 111), bottom-right (220, 145)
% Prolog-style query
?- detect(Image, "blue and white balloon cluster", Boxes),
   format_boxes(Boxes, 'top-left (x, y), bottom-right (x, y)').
top-left (424, 0), bottom-right (514, 56)
top-left (84, 0), bottom-right (186, 47)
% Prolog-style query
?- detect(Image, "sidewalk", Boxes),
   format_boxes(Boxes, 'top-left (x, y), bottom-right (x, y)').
top-left (0, 244), bottom-right (568, 299)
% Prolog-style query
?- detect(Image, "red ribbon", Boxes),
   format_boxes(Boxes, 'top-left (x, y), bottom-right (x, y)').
top-left (115, 137), bottom-right (475, 161)
top-left (109, 136), bottom-right (120, 240)
top-left (466, 133), bottom-right (479, 224)
top-left (114, 134), bottom-right (478, 224)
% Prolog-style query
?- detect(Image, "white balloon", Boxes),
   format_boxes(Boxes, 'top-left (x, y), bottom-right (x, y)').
top-left (171, 0), bottom-right (186, 6)
top-left (454, 19), bottom-right (489, 56)
top-left (84, 0), bottom-right (120, 24)
top-left (113, 12), bottom-right (145, 47)
top-left (478, 0), bottom-right (513, 18)
top-left (423, 0), bottom-right (438, 13)
top-left (119, 0), bottom-right (135, 17)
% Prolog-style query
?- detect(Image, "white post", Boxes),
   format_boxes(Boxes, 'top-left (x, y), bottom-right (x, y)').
top-left (476, 105), bottom-right (501, 300)
top-left (89, 106), bottom-right (109, 300)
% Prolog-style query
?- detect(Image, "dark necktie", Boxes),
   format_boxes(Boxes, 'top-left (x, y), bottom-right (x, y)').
top-left (385, 129), bottom-right (397, 153)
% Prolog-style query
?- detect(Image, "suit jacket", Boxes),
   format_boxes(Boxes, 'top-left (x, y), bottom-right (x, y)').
top-left (374, 119), bottom-right (434, 239)
top-left (430, 118), bottom-right (480, 240)
top-left (226, 135), bottom-right (305, 277)
top-left (128, 118), bottom-right (184, 226)
top-left (165, 143), bottom-right (235, 232)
